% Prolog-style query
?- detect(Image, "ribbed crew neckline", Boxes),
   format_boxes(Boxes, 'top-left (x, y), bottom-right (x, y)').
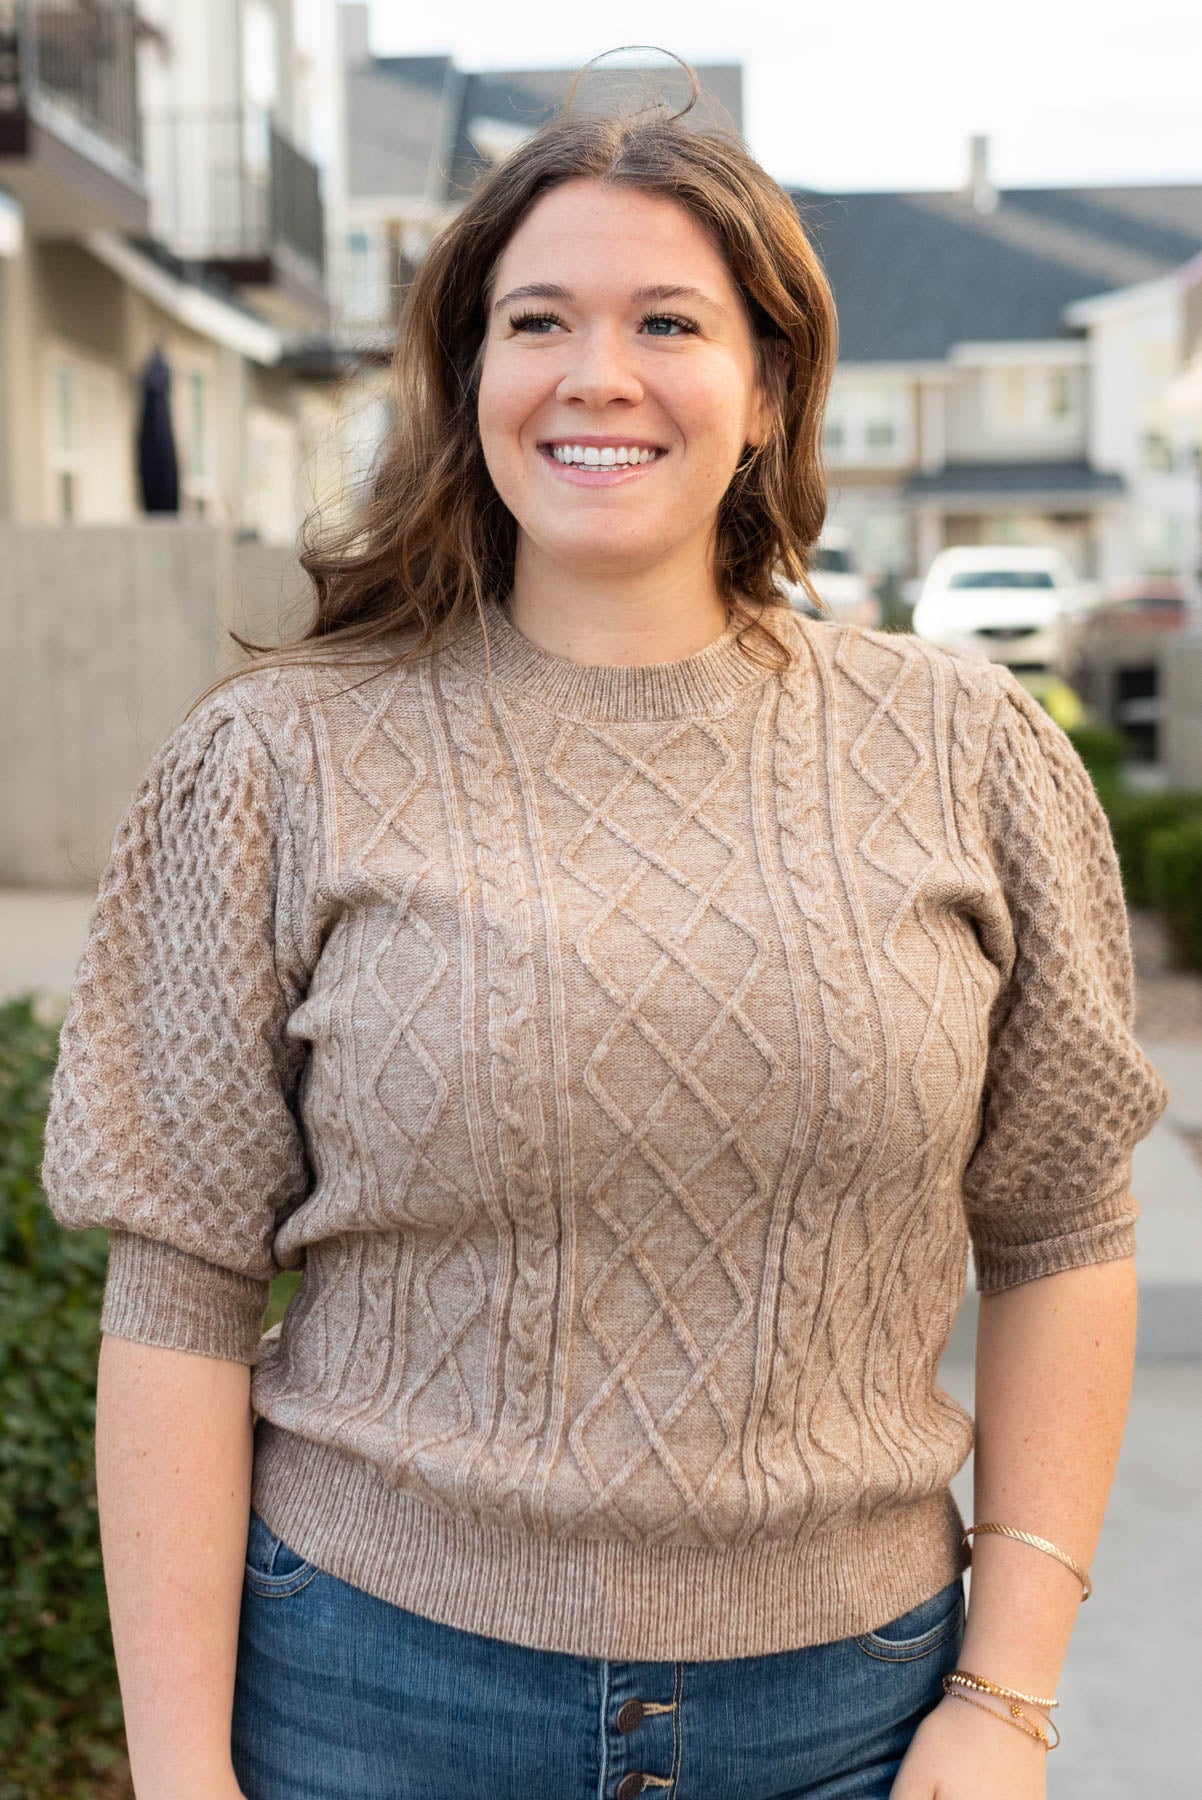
top-left (445, 598), bottom-right (801, 721)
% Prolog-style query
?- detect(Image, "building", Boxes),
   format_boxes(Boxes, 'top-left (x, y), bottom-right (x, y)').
top-left (798, 139), bottom-right (1202, 588)
top-left (0, 0), bottom-right (345, 543)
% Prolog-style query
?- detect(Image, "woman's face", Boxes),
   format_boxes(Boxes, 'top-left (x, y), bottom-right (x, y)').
top-left (477, 178), bottom-right (773, 586)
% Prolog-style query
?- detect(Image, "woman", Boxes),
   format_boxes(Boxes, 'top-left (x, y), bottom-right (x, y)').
top-left (42, 65), bottom-right (1168, 1800)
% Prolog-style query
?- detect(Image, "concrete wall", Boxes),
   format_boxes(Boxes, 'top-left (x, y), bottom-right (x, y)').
top-left (1, 522), bottom-right (311, 886)
top-left (1163, 636), bottom-right (1202, 788)
top-left (1076, 625), bottom-right (1202, 789)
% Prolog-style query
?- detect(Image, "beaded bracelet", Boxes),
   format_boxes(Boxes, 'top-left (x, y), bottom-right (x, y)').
top-left (962, 1521), bottom-right (1092, 1601)
top-left (944, 1668), bottom-right (1059, 1711)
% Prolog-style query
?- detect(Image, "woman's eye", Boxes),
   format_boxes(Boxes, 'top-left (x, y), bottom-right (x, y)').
top-left (508, 312), bottom-right (561, 334)
top-left (642, 312), bottom-right (698, 337)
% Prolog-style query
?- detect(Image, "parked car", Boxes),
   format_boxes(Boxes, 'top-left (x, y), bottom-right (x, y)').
top-left (911, 545), bottom-right (1090, 675)
top-left (779, 529), bottom-right (882, 626)
top-left (1083, 576), bottom-right (1193, 634)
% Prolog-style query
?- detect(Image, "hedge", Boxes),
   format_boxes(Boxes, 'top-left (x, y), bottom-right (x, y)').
top-left (0, 995), bottom-right (296, 1798)
top-left (1104, 790), bottom-right (1202, 909)
top-left (1146, 817), bottom-right (1202, 971)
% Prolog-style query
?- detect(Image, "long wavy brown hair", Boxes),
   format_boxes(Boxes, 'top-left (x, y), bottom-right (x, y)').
top-left (201, 61), bottom-right (839, 705)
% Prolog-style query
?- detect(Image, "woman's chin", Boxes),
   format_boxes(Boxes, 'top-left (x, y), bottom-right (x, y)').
top-left (528, 527), bottom-right (688, 579)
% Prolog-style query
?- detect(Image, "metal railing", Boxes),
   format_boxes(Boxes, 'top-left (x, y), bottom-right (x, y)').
top-left (145, 106), bottom-right (325, 282)
top-left (0, 0), bottom-right (141, 166)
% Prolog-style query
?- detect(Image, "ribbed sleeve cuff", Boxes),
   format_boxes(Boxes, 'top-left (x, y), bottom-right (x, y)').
top-left (972, 1199), bottom-right (1139, 1295)
top-left (100, 1231), bottom-right (270, 1364)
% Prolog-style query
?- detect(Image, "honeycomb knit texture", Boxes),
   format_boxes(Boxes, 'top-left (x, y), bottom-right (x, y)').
top-left (41, 600), bottom-right (1169, 1661)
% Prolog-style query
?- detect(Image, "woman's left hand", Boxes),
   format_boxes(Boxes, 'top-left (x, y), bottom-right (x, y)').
top-left (889, 1695), bottom-right (1049, 1798)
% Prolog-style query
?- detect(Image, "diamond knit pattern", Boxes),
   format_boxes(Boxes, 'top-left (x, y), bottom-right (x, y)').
top-left (546, 713), bottom-right (783, 1545)
top-left (40, 605), bottom-right (1170, 1661)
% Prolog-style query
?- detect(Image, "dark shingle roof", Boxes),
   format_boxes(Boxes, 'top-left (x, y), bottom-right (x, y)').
top-left (346, 56), bottom-right (462, 197)
top-left (794, 183), bottom-right (1202, 361)
top-left (346, 55), bottom-right (744, 202)
top-left (906, 460), bottom-right (1126, 498)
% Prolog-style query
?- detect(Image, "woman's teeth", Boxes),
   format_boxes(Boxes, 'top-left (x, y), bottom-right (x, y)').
top-left (549, 445), bottom-right (662, 467)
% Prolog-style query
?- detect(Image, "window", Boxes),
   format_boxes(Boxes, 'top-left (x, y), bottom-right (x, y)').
top-left (948, 569), bottom-right (1056, 589)
top-left (45, 354), bottom-right (126, 521)
top-left (1047, 369), bottom-right (1074, 419)
top-left (812, 546), bottom-right (853, 574)
top-left (243, 0), bottom-right (279, 111)
top-left (52, 366), bottom-right (78, 521)
top-left (344, 227), bottom-right (387, 322)
top-left (997, 368), bottom-right (1027, 429)
top-left (985, 364), bottom-right (1079, 435)
top-left (823, 380), bottom-right (911, 463)
top-left (189, 372), bottom-right (207, 478)
top-left (179, 365), bottom-right (217, 520)
top-left (1141, 432), bottom-right (1175, 473)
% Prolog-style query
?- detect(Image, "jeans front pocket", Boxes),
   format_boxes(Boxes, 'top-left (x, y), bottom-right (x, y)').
top-left (853, 1576), bottom-right (965, 1663)
top-left (243, 1508), bottom-right (320, 1599)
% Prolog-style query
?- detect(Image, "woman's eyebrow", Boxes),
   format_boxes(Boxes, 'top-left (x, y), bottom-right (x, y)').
top-left (492, 282), bottom-right (571, 313)
top-left (492, 281), bottom-right (726, 316)
top-left (632, 284), bottom-right (727, 315)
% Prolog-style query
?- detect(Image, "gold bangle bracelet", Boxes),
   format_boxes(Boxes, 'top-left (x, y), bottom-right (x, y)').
top-left (961, 1522), bottom-right (1092, 1601)
top-left (944, 1668), bottom-right (1059, 1711)
top-left (944, 1686), bottom-right (1061, 1751)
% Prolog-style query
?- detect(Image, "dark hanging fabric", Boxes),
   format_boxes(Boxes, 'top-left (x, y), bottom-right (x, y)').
top-left (136, 345), bottom-right (180, 513)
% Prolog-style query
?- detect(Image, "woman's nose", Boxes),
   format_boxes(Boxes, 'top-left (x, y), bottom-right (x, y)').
top-left (555, 327), bottom-right (644, 408)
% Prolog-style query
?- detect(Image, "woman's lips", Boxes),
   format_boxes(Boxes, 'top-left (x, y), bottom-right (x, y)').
top-left (536, 445), bottom-right (667, 487)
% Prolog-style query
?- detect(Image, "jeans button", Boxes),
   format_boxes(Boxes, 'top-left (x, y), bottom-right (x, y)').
top-left (616, 1699), bottom-right (646, 1733)
top-left (615, 1777), bottom-right (646, 1800)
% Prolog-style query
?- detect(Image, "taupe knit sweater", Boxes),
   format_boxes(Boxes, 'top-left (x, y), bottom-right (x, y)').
top-left (42, 600), bottom-right (1168, 1661)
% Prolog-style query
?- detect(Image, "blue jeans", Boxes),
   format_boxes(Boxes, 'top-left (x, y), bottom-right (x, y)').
top-left (231, 1508), bottom-right (965, 1800)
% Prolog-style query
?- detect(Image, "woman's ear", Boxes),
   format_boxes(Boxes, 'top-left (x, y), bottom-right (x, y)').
top-left (748, 338), bottom-right (791, 448)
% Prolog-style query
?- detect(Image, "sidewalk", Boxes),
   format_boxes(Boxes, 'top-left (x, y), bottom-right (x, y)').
top-left (0, 888), bottom-right (96, 1009)
top-left (939, 1359), bottom-right (1202, 1796)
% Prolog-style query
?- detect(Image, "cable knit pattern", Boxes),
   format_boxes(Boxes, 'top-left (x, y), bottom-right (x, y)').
top-left (41, 601), bottom-right (1168, 1661)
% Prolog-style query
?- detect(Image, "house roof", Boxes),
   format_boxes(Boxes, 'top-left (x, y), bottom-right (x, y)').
top-left (905, 460), bottom-right (1126, 500)
top-left (346, 56), bottom-right (744, 202)
top-left (796, 183), bottom-right (1202, 362)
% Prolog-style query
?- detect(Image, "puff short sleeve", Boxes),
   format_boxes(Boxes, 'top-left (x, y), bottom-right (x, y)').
top-left (40, 687), bottom-right (314, 1364)
top-left (962, 665), bottom-right (1169, 1293)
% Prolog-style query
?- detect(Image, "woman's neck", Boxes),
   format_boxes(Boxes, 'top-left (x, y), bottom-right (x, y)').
top-left (506, 540), bottom-right (730, 668)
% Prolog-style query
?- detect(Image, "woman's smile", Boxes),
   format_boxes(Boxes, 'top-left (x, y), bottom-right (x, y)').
top-left (536, 435), bottom-right (669, 488)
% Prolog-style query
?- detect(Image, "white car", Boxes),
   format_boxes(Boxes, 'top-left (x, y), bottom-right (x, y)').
top-left (779, 530), bottom-right (882, 627)
top-left (911, 546), bottom-right (1089, 675)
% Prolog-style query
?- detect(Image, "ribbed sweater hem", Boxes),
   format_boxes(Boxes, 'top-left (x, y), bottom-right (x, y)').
top-left (250, 1420), bottom-right (970, 1662)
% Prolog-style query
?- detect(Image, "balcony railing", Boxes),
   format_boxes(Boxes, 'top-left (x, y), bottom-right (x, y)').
top-left (0, 0), bottom-right (141, 169)
top-left (145, 106), bottom-right (325, 290)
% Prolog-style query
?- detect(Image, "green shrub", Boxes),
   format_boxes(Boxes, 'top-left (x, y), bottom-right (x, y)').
top-left (1146, 817), bottom-right (1202, 971)
top-left (0, 996), bottom-right (125, 1798)
top-left (0, 994), bottom-right (298, 1797)
top-left (1065, 722), bottom-right (1127, 790)
top-left (1106, 790), bottom-right (1202, 908)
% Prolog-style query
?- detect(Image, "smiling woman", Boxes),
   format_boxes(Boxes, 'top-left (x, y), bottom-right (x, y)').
top-left (190, 59), bottom-right (840, 685)
top-left (475, 178), bottom-right (781, 658)
top-left (39, 47), bottom-right (1168, 1800)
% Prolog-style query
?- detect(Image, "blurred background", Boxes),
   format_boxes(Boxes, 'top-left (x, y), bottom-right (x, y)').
top-left (1, 2), bottom-right (1200, 1794)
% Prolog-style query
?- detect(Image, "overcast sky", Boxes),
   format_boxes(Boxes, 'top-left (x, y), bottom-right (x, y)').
top-left (367, 0), bottom-right (1202, 195)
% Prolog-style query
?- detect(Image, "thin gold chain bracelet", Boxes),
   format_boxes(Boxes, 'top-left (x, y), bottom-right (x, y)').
top-left (962, 1521), bottom-right (1092, 1600)
top-left (944, 1685), bottom-right (1061, 1751)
